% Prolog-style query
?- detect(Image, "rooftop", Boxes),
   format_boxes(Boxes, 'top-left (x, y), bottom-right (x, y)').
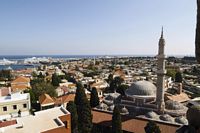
top-left (3, 107), bottom-right (70, 133)
top-left (0, 92), bottom-right (29, 104)
top-left (92, 110), bottom-right (179, 133)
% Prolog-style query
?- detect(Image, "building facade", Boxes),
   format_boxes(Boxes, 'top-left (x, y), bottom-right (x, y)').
top-left (0, 92), bottom-right (30, 120)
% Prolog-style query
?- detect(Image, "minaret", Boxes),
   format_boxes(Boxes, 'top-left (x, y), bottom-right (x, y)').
top-left (156, 27), bottom-right (166, 113)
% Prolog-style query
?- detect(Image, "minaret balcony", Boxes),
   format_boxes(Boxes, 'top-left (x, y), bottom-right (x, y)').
top-left (157, 54), bottom-right (165, 59)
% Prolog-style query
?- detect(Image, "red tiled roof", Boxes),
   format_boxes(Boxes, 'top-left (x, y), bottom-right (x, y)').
top-left (0, 120), bottom-right (17, 128)
top-left (12, 76), bottom-right (30, 83)
top-left (11, 84), bottom-right (30, 92)
top-left (92, 110), bottom-right (179, 133)
top-left (39, 93), bottom-right (55, 105)
top-left (0, 87), bottom-right (10, 96)
top-left (55, 94), bottom-right (75, 105)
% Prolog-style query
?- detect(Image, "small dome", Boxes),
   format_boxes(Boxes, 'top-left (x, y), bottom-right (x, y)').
top-left (121, 106), bottom-right (129, 114)
top-left (165, 100), bottom-right (184, 110)
top-left (160, 114), bottom-right (174, 122)
top-left (97, 103), bottom-right (108, 110)
top-left (145, 111), bottom-right (159, 119)
top-left (175, 116), bottom-right (188, 125)
top-left (108, 105), bottom-right (115, 111)
top-left (125, 81), bottom-right (156, 96)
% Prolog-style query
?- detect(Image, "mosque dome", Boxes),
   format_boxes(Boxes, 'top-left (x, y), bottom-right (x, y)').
top-left (160, 114), bottom-right (174, 122)
top-left (165, 100), bottom-right (185, 110)
top-left (145, 111), bottom-right (159, 119)
top-left (121, 106), bottom-right (129, 114)
top-left (175, 116), bottom-right (188, 125)
top-left (125, 81), bottom-right (157, 97)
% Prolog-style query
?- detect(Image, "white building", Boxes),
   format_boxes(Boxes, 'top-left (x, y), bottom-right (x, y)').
top-left (0, 92), bottom-right (30, 120)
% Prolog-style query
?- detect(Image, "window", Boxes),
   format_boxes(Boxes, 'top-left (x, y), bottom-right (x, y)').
top-left (13, 105), bottom-right (17, 110)
top-left (3, 106), bottom-right (7, 111)
top-left (23, 104), bottom-right (27, 108)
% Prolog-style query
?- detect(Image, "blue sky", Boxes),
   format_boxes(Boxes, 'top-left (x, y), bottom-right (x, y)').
top-left (0, 0), bottom-right (196, 55)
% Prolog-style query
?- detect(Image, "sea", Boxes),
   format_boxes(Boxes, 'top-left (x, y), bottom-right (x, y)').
top-left (0, 55), bottom-right (99, 70)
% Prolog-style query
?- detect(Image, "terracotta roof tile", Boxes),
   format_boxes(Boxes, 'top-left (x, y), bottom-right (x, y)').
top-left (0, 120), bottom-right (17, 128)
top-left (11, 84), bottom-right (30, 91)
top-left (12, 76), bottom-right (30, 83)
top-left (92, 110), bottom-right (179, 133)
top-left (55, 94), bottom-right (75, 105)
top-left (39, 93), bottom-right (55, 105)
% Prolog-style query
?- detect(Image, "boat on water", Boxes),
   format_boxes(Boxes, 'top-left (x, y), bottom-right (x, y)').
top-left (0, 58), bottom-right (17, 65)
top-left (24, 57), bottom-right (51, 65)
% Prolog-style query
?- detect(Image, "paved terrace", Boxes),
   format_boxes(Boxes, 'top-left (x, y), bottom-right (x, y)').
top-left (3, 107), bottom-right (69, 133)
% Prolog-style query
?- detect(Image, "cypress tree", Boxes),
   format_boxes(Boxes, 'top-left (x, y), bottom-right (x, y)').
top-left (90, 87), bottom-right (100, 108)
top-left (74, 82), bottom-right (93, 133)
top-left (112, 106), bottom-right (123, 133)
top-left (187, 105), bottom-right (200, 130)
top-left (51, 73), bottom-right (60, 86)
top-left (144, 121), bottom-right (161, 133)
top-left (67, 101), bottom-right (78, 133)
top-left (175, 72), bottom-right (183, 83)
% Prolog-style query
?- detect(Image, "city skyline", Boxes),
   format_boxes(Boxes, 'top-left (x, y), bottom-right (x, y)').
top-left (0, 0), bottom-right (196, 56)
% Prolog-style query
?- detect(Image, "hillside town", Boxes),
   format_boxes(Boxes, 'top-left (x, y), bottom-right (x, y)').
top-left (0, 0), bottom-right (200, 133)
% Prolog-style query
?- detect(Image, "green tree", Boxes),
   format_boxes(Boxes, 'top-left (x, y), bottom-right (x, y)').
top-left (117, 84), bottom-right (129, 96)
top-left (67, 101), bottom-right (78, 133)
top-left (196, 0), bottom-right (200, 63)
top-left (0, 70), bottom-right (12, 81)
top-left (114, 77), bottom-right (124, 89)
top-left (74, 83), bottom-right (93, 133)
top-left (31, 82), bottom-right (57, 102)
top-left (112, 106), bottom-right (123, 133)
top-left (166, 69), bottom-right (176, 80)
top-left (175, 72), bottom-right (183, 83)
top-left (90, 87), bottom-right (100, 108)
top-left (107, 74), bottom-right (113, 84)
top-left (109, 76), bottom-right (124, 93)
top-left (91, 125), bottom-right (102, 133)
top-left (38, 72), bottom-right (45, 79)
top-left (144, 121), bottom-right (161, 133)
top-left (187, 105), bottom-right (200, 130)
top-left (51, 73), bottom-right (61, 86)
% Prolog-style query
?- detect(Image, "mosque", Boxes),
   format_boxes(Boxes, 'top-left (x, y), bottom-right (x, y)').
top-left (96, 28), bottom-right (188, 125)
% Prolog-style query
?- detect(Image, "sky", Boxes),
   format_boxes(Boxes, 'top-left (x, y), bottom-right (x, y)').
top-left (0, 0), bottom-right (197, 56)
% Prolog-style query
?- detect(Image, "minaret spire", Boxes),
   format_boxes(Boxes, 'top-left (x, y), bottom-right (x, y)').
top-left (156, 27), bottom-right (166, 114)
top-left (161, 26), bottom-right (163, 38)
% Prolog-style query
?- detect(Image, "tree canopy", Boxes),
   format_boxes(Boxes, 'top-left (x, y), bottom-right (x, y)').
top-left (90, 87), bottom-right (100, 108)
top-left (28, 82), bottom-right (57, 104)
top-left (175, 72), bottom-right (183, 83)
top-left (51, 73), bottom-right (61, 86)
top-left (112, 106), bottom-right (123, 133)
top-left (144, 121), bottom-right (161, 133)
top-left (67, 101), bottom-right (78, 133)
top-left (187, 105), bottom-right (200, 130)
top-left (74, 82), bottom-right (93, 133)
